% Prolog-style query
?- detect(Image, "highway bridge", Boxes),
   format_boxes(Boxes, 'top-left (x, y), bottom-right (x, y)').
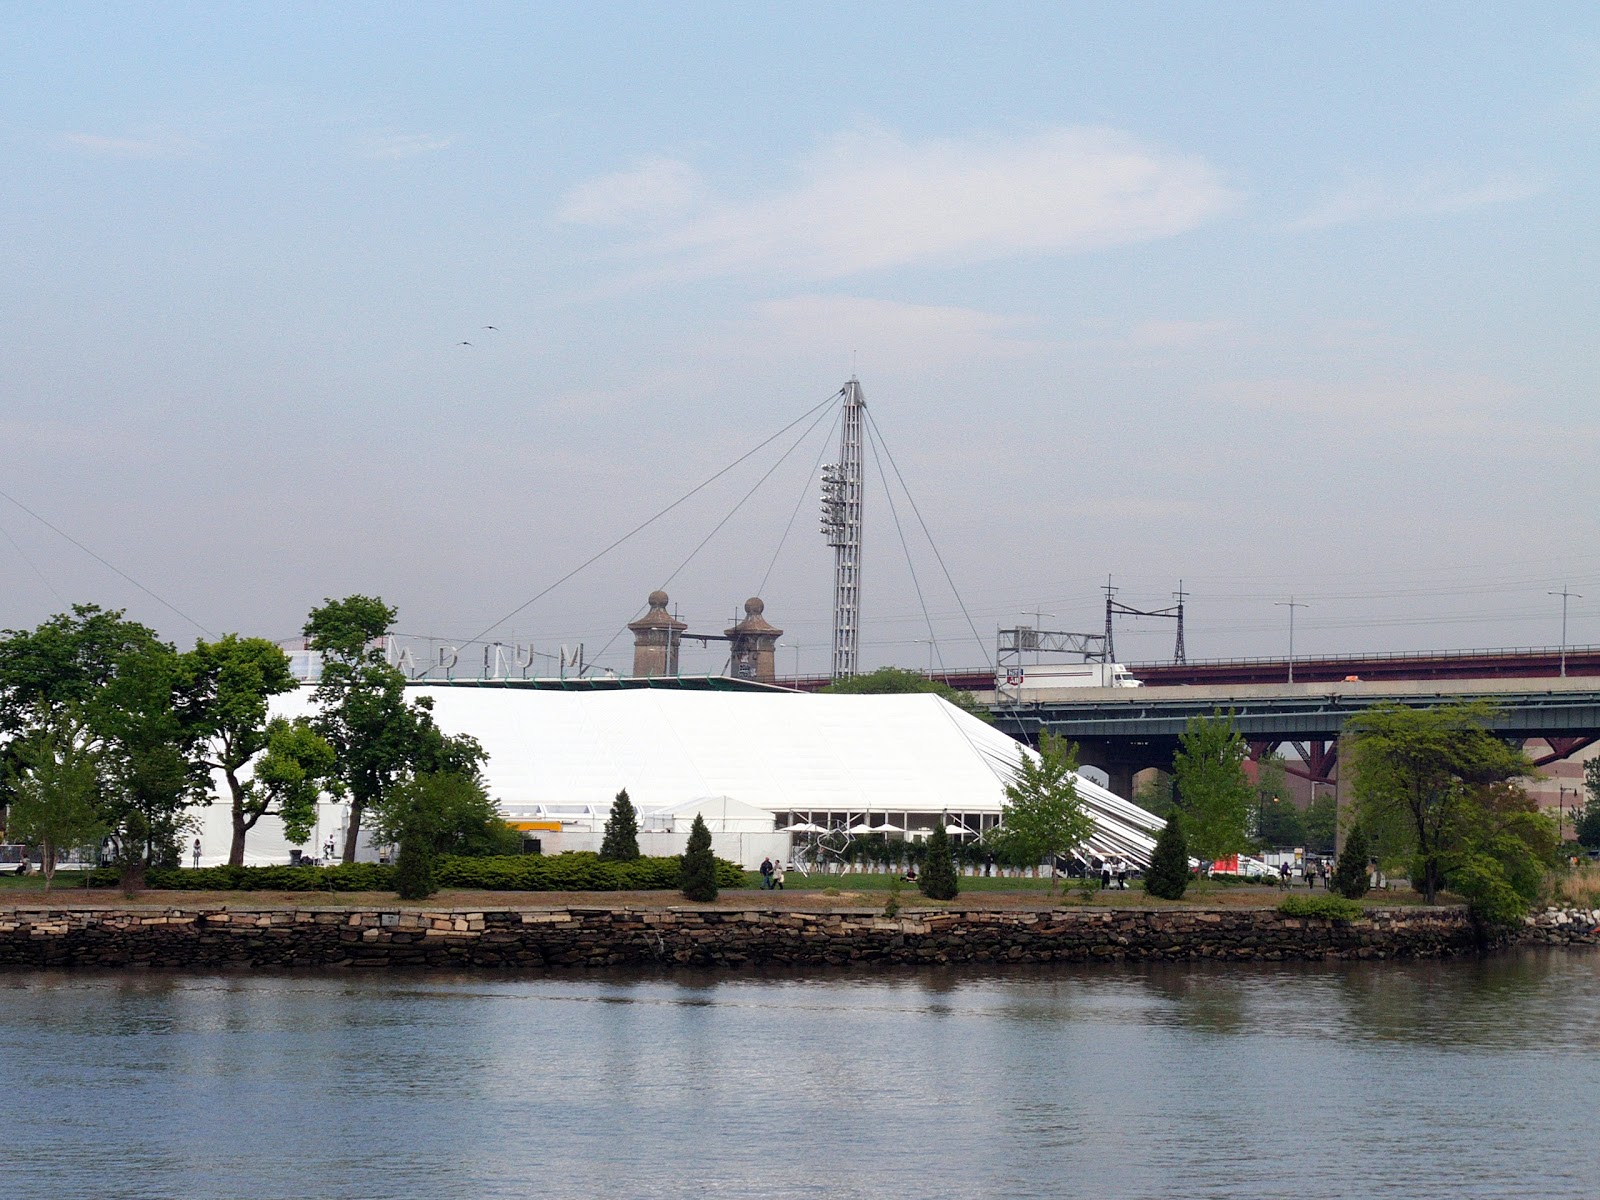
top-left (982, 675), bottom-right (1600, 800)
top-left (782, 646), bottom-right (1600, 807)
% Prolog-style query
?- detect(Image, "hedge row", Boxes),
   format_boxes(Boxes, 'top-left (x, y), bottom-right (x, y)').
top-left (85, 853), bottom-right (744, 894)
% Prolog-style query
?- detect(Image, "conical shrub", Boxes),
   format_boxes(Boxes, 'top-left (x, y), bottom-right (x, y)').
top-left (680, 813), bottom-right (719, 902)
top-left (1144, 815), bottom-right (1190, 900)
top-left (1331, 824), bottom-right (1371, 900)
top-left (919, 824), bottom-right (959, 901)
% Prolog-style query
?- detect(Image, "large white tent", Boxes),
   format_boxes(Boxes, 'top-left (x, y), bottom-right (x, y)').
top-left (195, 686), bottom-right (1163, 868)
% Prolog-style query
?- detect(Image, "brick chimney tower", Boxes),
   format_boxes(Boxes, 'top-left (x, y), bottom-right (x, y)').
top-left (726, 596), bottom-right (782, 684)
top-left (629, 590), bottom-right (687, 678)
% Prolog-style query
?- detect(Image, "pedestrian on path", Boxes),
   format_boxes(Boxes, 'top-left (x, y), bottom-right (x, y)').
top-left (760, 857), bottom-right (774, 890)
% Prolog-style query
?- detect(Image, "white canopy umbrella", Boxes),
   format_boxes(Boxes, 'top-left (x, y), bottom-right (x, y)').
top-left (781, 821), bottom-right (825, 834)
top-left (871, 821), bottom-right (904, 833)
top-left (848, 822), bottom-right (876, 835)
top-left (944, 823), bottom-right (973, 836)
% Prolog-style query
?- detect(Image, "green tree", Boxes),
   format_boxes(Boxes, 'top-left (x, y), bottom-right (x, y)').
top-left (821, 665), bottom-right (989, 721)
top-left (1444, 780), bottom-right (1558, 926)
top-left (304, 596), bottom-right (485, 862)
top-left (0, 606), bottom-right (202, 872)
top-left (1171, 713), bottom-right (1253, 861)
top-left (680, 812), bottom-right (718, 901)
top-left (1331, 824), bottom-right (1371, 899)
top-left (600, 788), bottom-right (641, 861)
top-left (1304, 792), bottom-right (1338, 855)
top-left (370, 770), bottom-right (510, 899)
top-left (1345, 701), bottom-right (1538, 903)
top-left (989, 733), bottom-right (1094, 889)
top-left (1257, 799), bottom-right (1307, 850)
top-left (1254, 754), bottom-right (1307, 849)
top-left (248, 718), bottom-right (338, 851)
top-left (1132, 770), bottom-right (1174, 819)
top-left (177, 634), bottom-right (315, 865)
top-left (1579, 760), bottom-right (1600, 851)
top-left (1144, 814), bottom-right (1190, 900)
top-left (919, 822), bottom-right (959, 900)
top-left (4, 718), bottom-right (106, 891)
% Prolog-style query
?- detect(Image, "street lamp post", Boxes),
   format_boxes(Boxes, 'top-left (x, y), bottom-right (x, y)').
top-left (1277, 597), bottom-right (1308, 683)
top-left (1549, 586), bottom-right (1581, 678)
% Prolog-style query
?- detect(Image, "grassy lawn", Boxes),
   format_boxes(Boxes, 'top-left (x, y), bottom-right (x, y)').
top-left (0, 866), bottom-right (1431, 911)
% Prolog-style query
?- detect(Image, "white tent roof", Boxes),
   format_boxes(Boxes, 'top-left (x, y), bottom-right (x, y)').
top-left (265, 686), bottom-right (1163, 864)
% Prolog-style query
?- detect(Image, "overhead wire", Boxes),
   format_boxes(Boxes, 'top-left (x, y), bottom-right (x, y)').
top-left (862, 407), bottom-right (992, 669)
top-left (0, 485), bottom-right (213, 636)
top-left (0, 514), bottom-right (65, 606)
top-left (581, 392), bottom-right (843, 672)
top-left (864, 421), bottom-right (945, 675)
top-left (756, 404), bottom-right (843, 599)
top-left (459, 386), bottom-right (847, 651)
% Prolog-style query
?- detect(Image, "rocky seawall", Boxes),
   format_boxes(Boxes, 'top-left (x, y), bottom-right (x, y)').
top-left (4, 903), bottom-right (1586, 970)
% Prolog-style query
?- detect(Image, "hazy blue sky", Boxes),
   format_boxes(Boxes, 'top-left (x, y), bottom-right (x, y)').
top-left (2, 3), bottom-right (1596, 675)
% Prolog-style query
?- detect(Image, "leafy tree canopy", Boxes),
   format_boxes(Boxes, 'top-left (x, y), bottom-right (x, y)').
top-left (303, 596), bottom-right (488, 862)
top-left (4, 715), bottom-right (106, 890)
top-left (988, 733), bottom-right (1094, 885)
top-left (1171, 712), bottom-right (1253, 861)
top-left (1346, 701), bottom-right (1544, 906)
top-left (821, 666), bottom-right (989, 721)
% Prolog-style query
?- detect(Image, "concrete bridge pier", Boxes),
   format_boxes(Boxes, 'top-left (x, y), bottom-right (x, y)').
top-left (1073, 739), bottom-right (1170, 803)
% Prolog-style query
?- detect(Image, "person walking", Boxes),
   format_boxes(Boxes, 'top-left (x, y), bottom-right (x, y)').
top-left (771, 859), bottom-right (785, 891)
top-left (759, 856), bottom-right (774, 890)
top-left (192, 838), bottom-right (202, 869)
top-left (1100, 862), bottom-right (1112, 890)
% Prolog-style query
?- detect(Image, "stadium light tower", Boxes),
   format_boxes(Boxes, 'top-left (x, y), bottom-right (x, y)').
top-left (820, 378), bottom-right (865, 678)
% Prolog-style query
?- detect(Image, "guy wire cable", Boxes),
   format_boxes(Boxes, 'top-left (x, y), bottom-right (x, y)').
top-left (461, 386), bottom-right (846, 650)
top-left (861, 407), bottom-right (992, 669)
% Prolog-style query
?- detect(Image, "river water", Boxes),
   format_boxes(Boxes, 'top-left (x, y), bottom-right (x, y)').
top-left (1, 950), bottom-right (1596, 1199)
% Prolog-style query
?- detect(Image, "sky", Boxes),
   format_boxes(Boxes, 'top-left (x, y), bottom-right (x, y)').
top-left (2, 3), bottom-right (1597, 678)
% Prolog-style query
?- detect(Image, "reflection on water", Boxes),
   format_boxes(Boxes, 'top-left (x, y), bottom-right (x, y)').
top-left (0, 950), bottom-right (1596, 1200)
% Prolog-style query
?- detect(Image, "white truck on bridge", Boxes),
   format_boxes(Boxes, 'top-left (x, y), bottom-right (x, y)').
top-left (998, 663), bottom-right (1145, 691)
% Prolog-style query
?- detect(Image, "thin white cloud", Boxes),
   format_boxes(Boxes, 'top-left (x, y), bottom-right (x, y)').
top-left (1294, 172), bottom-right (1543, 230)
top-left (560, 125), bottom-right (1236, 280)
top-left (1125, 319), bottom-right (1235, 350)
top-left (557, 156), bottom-right (704, 225)
top-left (63, 131), bottom-right (196, 159)
top-left (367, 133), bottom-right (454, 160)
top-left (1205, 374), bottom-right (1599, 456)
top-left (747, 294), bottom-right (1032, 367)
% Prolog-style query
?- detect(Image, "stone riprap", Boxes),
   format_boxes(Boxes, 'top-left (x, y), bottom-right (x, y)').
top-left (1521, 906), bottom-right (1600, 947)
top-left (0, 904), bottom-right (1540, 970)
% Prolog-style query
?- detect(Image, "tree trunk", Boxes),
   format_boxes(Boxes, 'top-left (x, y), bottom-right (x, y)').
top-left (41, 838), bottom-right (54, 894)
top-left (342, 794), bottom-right (367, 864)
top-left (226, 769), bottom-right (248, 867)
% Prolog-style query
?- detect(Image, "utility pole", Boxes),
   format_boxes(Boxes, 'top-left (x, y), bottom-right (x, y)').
top-left (1276, 597), bottom-right (1308, 683)
top-left (1549, 585), bottom-right (1581, 678)
top-left (1102, 577), bottom-right (1118, 663)
top-left (1172, 580), bottom-right (1188, 665)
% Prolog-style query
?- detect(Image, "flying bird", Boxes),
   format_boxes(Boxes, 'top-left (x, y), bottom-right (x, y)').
top-left (457, 341), bottom-right (473, 347)
top-left (482, 325), bottom-right (499, 331)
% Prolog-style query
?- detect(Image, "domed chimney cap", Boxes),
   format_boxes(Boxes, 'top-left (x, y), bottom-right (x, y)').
top-left (648, 590), bottom-right (670, 609)
top-left (744, 597), bottom-right (764, 616)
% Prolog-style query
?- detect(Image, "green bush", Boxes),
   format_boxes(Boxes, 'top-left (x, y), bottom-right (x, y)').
top-left (680, 813), bottom-right (719, 902)
top-left (1144, 816), bottom-right (1190, 900)
top-left (1332, 825), bottom-right (1372, 900)
top-left (1278, 894), bottom-right (1364, 921)
top-left (918, 825), bottom-right (959, 901)
top-left (86, 853), bottom-right (743, 894)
